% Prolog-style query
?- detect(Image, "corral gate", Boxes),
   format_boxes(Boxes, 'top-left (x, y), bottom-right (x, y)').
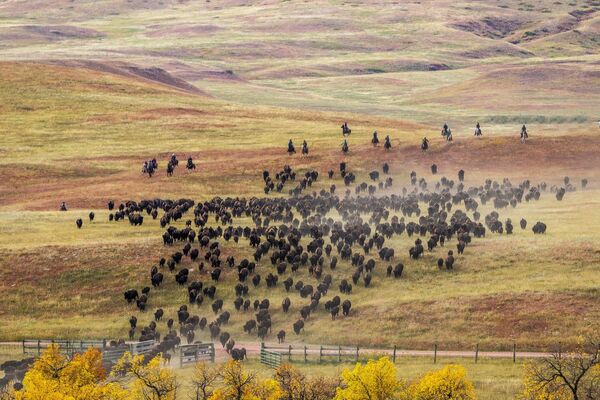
top-left (130, 340), bottom-right (156, 355)
top-left (260, 348), bottom-right (282, 368)
top-left (179, 343), bottom-right (215, 367)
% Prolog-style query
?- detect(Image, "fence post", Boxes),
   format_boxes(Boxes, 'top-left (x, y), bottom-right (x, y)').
top-left (319, 346), bottom-right (323, 363)
top-left (393, 345), bottom-right (397, 363)
top-left (356, 346), bottom-right (359, 362)
top-left (289, 345), bottom-right (292, 362)
top-left (475, 344), bottom-right (479, 364)
top-left (304, 346), bottom-right (307, 363)
top-left (38, 340), bottom-right (41, 355)
top-left (434, 344), bottom-right (437, 364)
top-left (558, 344), bottom-right (562, 360)
top-left (22, 340), bottom-right (25, 354)
top-left (513, 343), bottom-right (516, 364)
top-left (338, 345), bottom-right (341, 363)
top-left (211, 343), bottom-right (215, 362)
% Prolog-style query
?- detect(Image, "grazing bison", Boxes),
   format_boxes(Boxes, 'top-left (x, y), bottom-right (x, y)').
top-left (277, 330), bottom-right (286, 343)
top-left (75, 219), bottom-right (83, 229)
top-left (293, 320), bottom-right (304, 335)
top-left (532, 221), bottom-right (547, 234)
top-left (445, 251), bottom-right (455, 270)
top-left (342, 300), bottom-right (352, 316)
top-left (520, 218), bottom-right (527, 230)
top-left (230, 348), bottom-right (246, 361)
top-left (124, 289), bottom-right (139, 303)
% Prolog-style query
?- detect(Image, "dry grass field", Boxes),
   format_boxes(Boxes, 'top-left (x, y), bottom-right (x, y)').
top-left (0, 1), bottom-right (599, 398)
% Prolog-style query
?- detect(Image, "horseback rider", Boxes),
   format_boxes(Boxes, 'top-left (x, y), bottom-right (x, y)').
top-left (59, 202), bottom-right (68, 211)
top-left (342, 139), bottom-right (349, 153)
top-left (302, 140), bottom-right (309, 155)
top-left (474, 122), bottom-right (482, 137)
top-left (384, 135), bottom-right (392, 150)
top-left (446, 128), bottom-right (453, 141)
top-left (169, 153), bottom-right (179, 168)
top-left (520, 125), bottom-right (528, 142)
top-left (372, 131), bottom-right (379, 146)
top-left (186, 157), bottom-right (195, 170)
top-left (341, 122), bottom-right (350, 136)
top-left (421, 137), bottom-right (429, 151)
top-left (441, 123), bottom-right (449, 138)
top-left (288, 139), bottom-right (296, 154)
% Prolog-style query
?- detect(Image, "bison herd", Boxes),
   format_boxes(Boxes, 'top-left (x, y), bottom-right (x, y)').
top-left (68, 155), bottom-right (589, 361)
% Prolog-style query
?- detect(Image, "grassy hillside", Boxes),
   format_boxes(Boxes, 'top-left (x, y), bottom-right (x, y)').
top-left (0, 63), bottom-right (598, 352)
top-left (0, 0), bottom-right (597, 125)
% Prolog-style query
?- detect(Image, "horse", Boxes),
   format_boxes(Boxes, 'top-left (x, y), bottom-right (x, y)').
top-left (301, 141), bottom-right (309, 155)
top-left (421, 138), bottom-right (429, 152)
top-left (341, 122), bottom-right (351, 136)
top-left (342, 140), bottom-right (349, 154)
top-left (186, 158), bottom-right (196, 170)
top-left (520, 126), bottom-right (528, 143)
top-left (371, 132), bottom-right (379, 146)
top-left (384, 136), bottom-right (392, 150)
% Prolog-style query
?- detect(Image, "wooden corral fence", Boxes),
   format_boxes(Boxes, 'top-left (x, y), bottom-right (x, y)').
top-left (22, 339), bottom-right (106, 356)
top-left (262, 343), bottom-right (358, 364)
top-left (21, 339), bottom-right (156, 361)
top-left (179, 343), bottom-right (215, 367)
top-left (261, 342), bottom-right (537, 365)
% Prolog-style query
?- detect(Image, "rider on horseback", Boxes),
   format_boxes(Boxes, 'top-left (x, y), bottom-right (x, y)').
top-left (186, 157), bottom-right (195, 170)
top-left (384, 135), bottom-right (392, 150)
top-left (59, 202), bottom-right (68, 211)
top-left (288, 139), bottom-right (296, 154)
top-left (302, 140), bottom-right (309, 155)
top-left (372, 131), bottom-right (379, 146)
top-left (421, 137), bottom-right (429, 152)
top-left (474, 122), bottom-right (482, 137)
top-left (520, 125), bottom-right (528, 142)
top-left (441, 123), bottom-right (450, 138)
top-left (342, 139), bottom-right (349, 153)
top-left (341, 122), bottom-right (351, 136)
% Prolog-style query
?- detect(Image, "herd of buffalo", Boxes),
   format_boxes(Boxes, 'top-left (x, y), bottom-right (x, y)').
top-left (69, 153), bottom-right (590, 362)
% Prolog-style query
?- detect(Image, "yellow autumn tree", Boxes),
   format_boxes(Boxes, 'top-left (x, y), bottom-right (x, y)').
top-left (275, 363), bottom-right (337, 400)
top-left (191, 361), bottom-right (222, 400)
top-left (407, 364), bottom-right (476, 400)
top-left (334, 357), bottom-right (403, 400)
top-left (209, 360), bottom-right (282, 400)
top-left (14, 344), bottom-right (129, 400)
top-left (112, 352), bottom-right (176, 400)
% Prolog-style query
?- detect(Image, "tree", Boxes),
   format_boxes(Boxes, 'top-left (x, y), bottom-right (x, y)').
top-left (113, 352), bottom-right (177, 400)
top-left (521, 340), bottom-right (600, 400)
top-left (0, 384), bottom-right (17, 400)
top-left (13, 344), bottom-right (128, 400)
top-left (209, 360), bottom-right (257, 400)
top-left (407, 364), bottom-right (476, 400)
top-left (274, 364), bottom-right (306, 400)
top-left (209, 361), bottom-right (281, 400)
top-left (304, 376), bottom-right (338, 400)
top-left (191, 362), bottom-right (222, 400)
top-left (334, 357), bottom-right (402, 400)
top-left (274, 364), bottom-right (337, 400)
